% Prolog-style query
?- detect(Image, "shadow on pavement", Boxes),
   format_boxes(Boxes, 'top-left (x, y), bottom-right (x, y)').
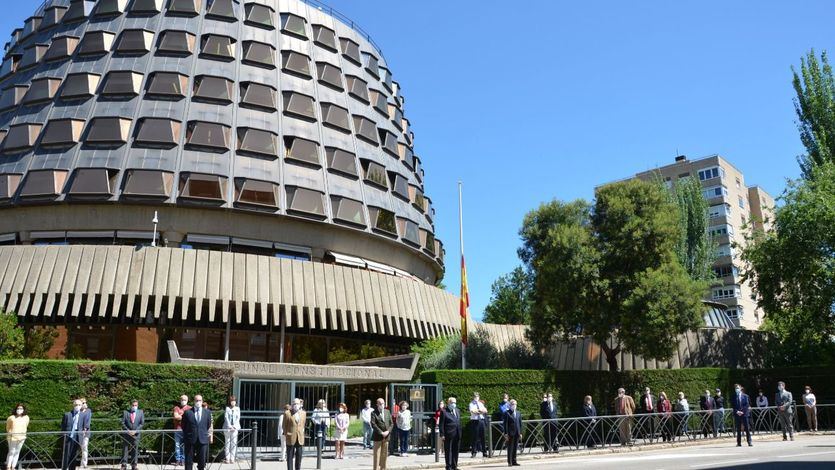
top-left (726, 463), bottom-right (834, 469)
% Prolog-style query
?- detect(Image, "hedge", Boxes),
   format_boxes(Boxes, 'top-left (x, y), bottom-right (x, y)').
top-left (421, 366), bottom-right (835, 420)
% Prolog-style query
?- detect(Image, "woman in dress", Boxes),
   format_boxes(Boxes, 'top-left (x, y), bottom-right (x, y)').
top-left (334, 403), bottom-right (349, 459)
top-left (6, 404), bottom-right (28, 470)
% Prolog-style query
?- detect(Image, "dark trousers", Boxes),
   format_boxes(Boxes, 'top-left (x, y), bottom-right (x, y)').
top-left (286, 443), bottom-right (302, 470)
top-left (61, 437), bottom-right (80, 470)
top-left (543, 421), bottom-right (558, 451)
top-left (735, 415), bottom-right (752, 445)
top-left (507, 434), bottom-right (519, 465)
top-left (443, 435), bottom-right (459, 470)
top-left (184, 441), bottom-right (208, 470)
top-left (469, 420), bottom-right (486, 455)
top-left (702, 412), bottom-right (715, 438)
top-left (121, 434), bottom-right (139, 467)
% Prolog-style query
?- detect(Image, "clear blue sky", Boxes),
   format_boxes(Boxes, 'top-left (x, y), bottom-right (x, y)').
top-left (3, 1), bottom-right (832, 320)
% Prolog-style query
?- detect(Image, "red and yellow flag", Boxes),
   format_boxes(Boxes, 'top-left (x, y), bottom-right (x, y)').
top-left (460, 255), bottom-right (469, 346)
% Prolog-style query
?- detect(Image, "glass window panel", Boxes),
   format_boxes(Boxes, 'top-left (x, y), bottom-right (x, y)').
top-left (123, 169), bottom-right (173, 197)
top-left (316, 62), bottom-right (343, 90)
top-left (68, 168), bottom-right (114, 195)
top-left (346, 75), bottom-right (368, 102)
top-left (158, 30), bottom-right (195, 55)
top-left (378, 130), bottom-right (398, 157)
top-left (61, 73), bottom-right (100, 100)
top-left (281, 51), bottom-right (310, 78)
top-left (200, 34), bottom-right (235, 59)
top-left (398, 218), bottom-right (420, 245)
top-left (180, 173), bottom-right (226, 201)
top-left (280, 13), bottom-right (306, 38)
top-left (167, 0), bottom-right (201, 16)
top-left (19, 170), bottom-right (66, 198)
top-left (0, 174), bottom-right (22, 200)
top-left (206, 0), bottom-right (237, 20)
top-left (362, 160), bottom-right (387, 188)
top-left (352, 115), bottom-right (378, 145)
top-left (135, 118), bottom-right (180, 147)
top-left (101, 71), bottom-right (143, 96)
top-left (2, 124), bottom-right (42, 153)
top-left (242, 41), bottom-right (275, 67)
top-left (239, 82), bottom-right (276, 110)
top-left (186, 121), bottom-right (231, 151)
top-left (147, 72), bottom-right (187, 98)
top-left (389, 172), bottom-right (408, 199)
top-left (85, 117), bottom-right (130, 145)
top-left (284, 136), bottom-right (319, 166)
top-left (369, 206), bottom-right (396, 235)
top-left (94, 0), bottom-right (127, 16)
top-left (78, 31), bottom-right (115, 56)
top-left (0, 86), bottom-right (27, 110)
top-left (130, 0), bottom-right (163, 14)
top-left (42, 6), bottom-right (68, 28)
top-left (236, 178), bottom-right (277, 208)
top-left (326, 147), bottom-right (357, 177)
top-left (282, 92), bottom-right (315, 120)
top-left (19, 44), bottom-right (49, 69)
top-left (339, 38), bottom-right (361, 64)
top-left (44, 36), bottom-right (79, 62)
top-left (116, 29), bottom-right (153, 54)
top-left (363, 53), bottom-right (379, 77)
top-left (312, 25), bottom-right (336, 50)
top-left (245, 3), bottom-right (274, 28)
top-left (286, 186), bottom-right (324, 217)
top-left (321, 103), bottom-right (350, 132)
top-left (193, 75), bottom-right (233, 103)
top-left (332, 196), bottom-right (365, 226)
top-left (237, 127), bottom-right (277, 157)
top-left (22, 78), bottom-right (61, 104)
top-left (40, 119), bottom-right (84, 147)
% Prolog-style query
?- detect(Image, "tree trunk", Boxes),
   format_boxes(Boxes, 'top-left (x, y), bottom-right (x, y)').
top-left (601, 343), bottom-right (620, 372)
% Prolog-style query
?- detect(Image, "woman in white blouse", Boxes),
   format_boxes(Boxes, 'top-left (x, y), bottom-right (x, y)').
top-left (223, 395), bottom-right (241, 463)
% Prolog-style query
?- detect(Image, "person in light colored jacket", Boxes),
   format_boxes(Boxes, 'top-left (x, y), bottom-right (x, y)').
top-left (675, 392), bottom-right (690, 435)
top-left (79, 399), bottom-right (91, 469)
top-left (223, 396), bottom-right (241, 464)
top-left (6, 403), bottom-right (29, 470)
top-left (311, 400), bottom-right (330, 450)
top-left (360, 400), bottom-right (374, 450)
top-left (396, 401), bottom-right (412, 456)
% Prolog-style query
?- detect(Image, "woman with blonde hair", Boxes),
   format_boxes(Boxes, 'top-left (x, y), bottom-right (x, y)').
top-left (334, 403), bottom-right (349, 459)
top-left (6, 404), bottom-right (29, 470)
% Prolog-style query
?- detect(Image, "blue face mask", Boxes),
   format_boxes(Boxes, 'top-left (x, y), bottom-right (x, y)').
top-left (131, 406), bottom-right (138, 412)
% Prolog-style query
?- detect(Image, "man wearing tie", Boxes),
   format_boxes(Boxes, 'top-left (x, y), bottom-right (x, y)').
top-left (539, 393), bottom-right (558, 453)
top-left (639, 387), bottom-right (656, 440)
top-left (121, 400), bottom-right (145, 470)
top-left (182, 395), bottom-right (212, 470)
top-left (731, 384), bottom-right (752, 447)
top-left (438, 397), bottom-right (461, 470)
top-left (503, 399), bottom-right (523, 467)
top-left (61, 399), bottom-right (83, 470)
top-left (613, 388), bottom-right (635, 445)
top-left (699, 390), bottom-right (716, 438)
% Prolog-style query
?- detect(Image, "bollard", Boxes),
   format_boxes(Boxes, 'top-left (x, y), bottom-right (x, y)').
top-left (486, 421), bottom-right (493, 458)
top-left (435, 426), bottom-right (440, 463)
top-left (251, 422), bottom-right (258, 470)
top-left (316, 428), bottom-right (323, 470)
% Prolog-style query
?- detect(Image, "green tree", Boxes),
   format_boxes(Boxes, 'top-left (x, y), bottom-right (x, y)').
top-left (670, 176), bottom-right (716, 282)
top-left (24, 326), bottom-right (59, 359)
top-left (520, 180), bottom-right (707, 371)
top-left (793, 50), bottom-right (835, 179)
top-left (0, 308), bottom-right (24, 360)
top-left (483, 266), bottom-right (533, 324)
top-left (411, 326), bottom-right (499, 372)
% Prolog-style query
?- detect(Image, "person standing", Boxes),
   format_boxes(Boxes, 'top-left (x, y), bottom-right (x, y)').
top-left (582, 396), bottom-right (598, 448)
top-left (182, 394), bottom-right (212, 470)
top-left (439, 397), bottom-right (461, 470)
top-left (371, 398), bottom-right (393, 470)
top-left (775, 382), bottom-right (795, 441)
top-left (223, 396), bottom-right (240, 464)
top-left (714, 389), bottom-right (726, 434)
top-left (79, 399), bottom-right (91, 469)
top-left (120, 400), bottom-right (144, 470)
top-left (276, 404), bottom-right (290, 461)
top-left (433, 400), bottom-right (446, 456)
top-left (396, 401), bottom-right (412, 457)
top-left (173, 395), bottom-right (190, 466)
top-left (639, 387), bottom-right (656, 441)
top-left (282, 399), bottom-right (305, 470)
top-left (699, 390), bottom-right (716, 438)
top-left (468, 393), bottom-right (488, 458)
top-left (755, 390), bottom-right (768, 408)
top-left (61, 399), bottom-right (83, 470)
top-left (361, 400), bottom-right (374, 450)
top-left (6, 404), bottom-right (29, 470)
top-left (613, 388), bottom-right (635, 445)
top-left (731, 384), bottom-right (752, 447)
top-left (675, 392), bottom-right (690, 436)
top-left (502, 399), bottom-right (522, 467)
top-left (539, 392), bottom-right (558, 453)
top-left (802, 386), bottom-right (817, 432)
top-left (334, 403), bottom-right (349, 459)
top-left (311, 400), bottom-right (330, 453)
top-left (657, 392), bottom-right (673, 442)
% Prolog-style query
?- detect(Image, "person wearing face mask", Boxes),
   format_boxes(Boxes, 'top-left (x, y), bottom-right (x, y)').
top-left (360, 399), bottom-right (374, 450)
top-left (223, 395), bottom-right (241, 463)
top-left (674, 392), bottom-right (690, 436)
top-left (182, 394), bottom-right (212, 470)
top-left (276, 404), bottom-right (290, 461)
top-left (713, 389), bottom-right (726, 435)
top-left (502, 399), bottom-right (522, 467)
top-left (282, 398), bottom-right (306, 470)
top-left (6, 403), bottom-right (29, 470)
top-left (120, 399), bottom-right (144, 470)
top-left (61, 399), bottom-right (83, 470)
top-left (173, 395), bottom-right (190, 466)
top-left (582, 396), bottom-right (598, 448)
top-left (656, 392), bottom-right (673, 442)
top-left (78, 399), bottom-right (91, 469)
top-left (334, 403), bottom-right (349, 459)
top-left (731, 384), bottom-right (752, 447)
top-left (468, 392), bottom-right (488, 458)
top-left (802, 386), bottom-right (817, 432)
top-left (613, 388), bottom-right (635, 446)
top-left (775, 381), bottom-right (794, 441)
top-left (371, 398), bottom-right (393, 470)
top-left (439, 397), bottom-right (461, 470)
top-left (539, 392), bottom-right (558, 453)
top-left (699, 389), bottom-right (716, 438)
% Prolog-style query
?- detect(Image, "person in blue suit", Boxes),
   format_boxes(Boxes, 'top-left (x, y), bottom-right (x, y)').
top-left (731, 384), bottom-right (752, 447)
top-left (502, 400), bottom-right (523, 467)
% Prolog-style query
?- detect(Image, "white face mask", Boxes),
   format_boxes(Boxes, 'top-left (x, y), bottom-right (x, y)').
top-left (448, 403), bottom-right (456, 410)
top-left (15, 408), bottom-right (23, 416)
top-left (510, 405), bottom-right (517, 411)
top-left (181, 400), bottom-right (188, 406)
top-left (194, 401), bottom-right (203, 409)
top-left (230, 401), bottom-right (236, 407)
top-left (73, 405), bottom-right (81, 412)
top-left (735, 388), bottom-right (741, 393)
top-left (339, 408), bottom-right (345, 413)
top-left (131, 406), bottom-right (138, 412)
top-left (292, 404), bottom-right (299, 412)
top-left (778, 386), bottom-right (784, 392)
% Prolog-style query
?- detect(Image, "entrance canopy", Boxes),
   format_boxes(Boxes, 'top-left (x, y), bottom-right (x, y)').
top-left (167, 340), bottom-right (419, 384)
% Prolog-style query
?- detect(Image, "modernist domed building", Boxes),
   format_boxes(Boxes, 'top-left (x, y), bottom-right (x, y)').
top-left (0, 0), bottom-right (460, 369)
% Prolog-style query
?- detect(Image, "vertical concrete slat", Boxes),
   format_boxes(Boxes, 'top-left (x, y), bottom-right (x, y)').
top-left (360, 270), bottom-right (377, 334)
top-left (69, 246), bottom-right (96, 318)
top-left (57, 246), bottom-right (85, 318)
top-left (333, 265), bottom-right (352, 332)
top-left (312, 262), bottom-right (327, 330)
top-left (245, 254), bottom-right (259, 325)
top-left (322, 263), bottom-right (337, 330)
top-left (279, 258), bottom-right (293, 327)
top-left (179, 249), bottom-right (196, 322)
top-left (269, 257), bottom-right (282, 327)
top-left (302, 261), bottom-right (317, 330)
top-left (206, 251), bottom-right (222, 323)
top-left (350, 267), bottom-right (368, 333)
top-left (257, 255), bottom-right (270, 326)
top-left (219, 252), bottom-right (234, 324)
top-left (83, 246), bottom-right (108, 319)
top-left (15, 246), bottom-right (46, 316)
top-left (31, 246), bottom-right (60, 317)
top-left (291, 260), bottom-right (306, 328)
top-left (193, 249), bottom-right (210, 322)
top-left (153, 248), bottom-right (171, 319)
top-left (167, 248), bottom-right (184, 320)
top-left (232, 253), bottom-right (246, 325)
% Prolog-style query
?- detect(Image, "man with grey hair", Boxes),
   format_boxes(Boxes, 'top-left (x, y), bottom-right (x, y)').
top-left (61, 399), bottom-right (83, 470)
top-left (439, 397), bottom-right (461, 470)
top-left (613, 388), bottom-right (635, 446)
top-left (775, 381), bottom-right (794, 441)
top-left (503, 399), bottom-right (523, 466)
top-left (283, 398), bottom-right (306, 470)
top-left (370, 398), bottom-right (392, 470)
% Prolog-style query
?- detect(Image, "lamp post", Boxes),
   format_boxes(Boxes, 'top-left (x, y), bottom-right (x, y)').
top-left (151, 211), bottom-right (159, 247)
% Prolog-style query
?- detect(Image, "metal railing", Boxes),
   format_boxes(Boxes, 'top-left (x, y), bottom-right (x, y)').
top-left (299, 0), bottom-right (387, 61)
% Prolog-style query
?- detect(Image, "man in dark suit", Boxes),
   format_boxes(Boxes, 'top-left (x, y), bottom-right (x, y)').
top-left (731, 384), bottom-right (752, 447)
top-left (503, 399), bottom-right (523, 467)
top-left (698, 390), bottom-right (716, 438)
top-left (182, 394), bottom-right (213, 470)
top-left (539, 393), bottom-right (558, 453)
top-left (120, 399), bottom-right (145, 470)
top-left (639, 387), bottom-right (656, 440)
top-left (438, 397), bottom-right (461, 470)
top-left (370, 398), bottom-right (392, 470)
top-left (61, 399), bottom-right (83, 470)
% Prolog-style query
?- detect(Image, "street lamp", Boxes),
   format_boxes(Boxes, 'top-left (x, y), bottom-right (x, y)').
top-left (151, 211), bottom-right (159, 247)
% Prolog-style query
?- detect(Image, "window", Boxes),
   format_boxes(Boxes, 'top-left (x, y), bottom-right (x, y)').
top-left (708, 225), bottom-right (734, 238)
top-left (282, 92), bottom-right (316, 120)
top-left (339, 38), bottom-right (361, 64)
top-left (18, 170), bottom-right (68, 199)
top-left (389, 104), bottom-right (403, 128)
top-left (22, 78), bottom-right (61, 104)
top-left (397, 143), bottom-right (414, 168)
top-left (146, 72), bottom-right (188, 98)
top-left (40, 119), bottom-right (85, 147)
top-left (286, 186), bottom-right (325, 218)
top-left (185, 121), bottom-right (231, 151)
top-left (716, 244), bottom-right (734, 258)
top-left (0, 55), bottom-right (21, 79)
top-left (361, 159), bottom-right (387, 188)
top-left (712, 286), bottom-right (741, 300)
top-left (0, 85), bottom-right (28, 111)
top-left (60, 73), bottom-right (101, 101)
top-left (368, 206), bottom-right (396, 235)
top-left (388, 172), bottom-right (409, 200)
top-left (726, 307), bottom-right (744, 319)
top-left (65, 0), bottom-right (96, 23)
top-left (115, 29), bottom-right (154, 54)
top-left (42, 6), bottom-right (68, 29)
top-left (244, 2), bottom-right (274, 28)
top-left (378, 129), bottom-right (398, 157)
top-left (738, 196), bottom-right (745, 209)
top-left (409, 185), bottom-right (426, 211)
top-left (235, 178), bottom-right (278, 208)
top-left (2, 123), bottom-right (42, 153)
top-left (237, 127), bottom-right (277, 157)
top-left (346, 75), bottom-right (369, 102)
top-left (362, 52), bottom-right (379, 78)
top-left (735, 177), bottom-right (741, 189)
top-left (353, 115), bottom-right (378, 145)
top-left (101, 71), bottom-right (143, 97)
top-left (331, 196), bottom-right (365, 227)
top-left (708, 203), bottom-right (730, 219)
top-left (280, 13), bottom-right (307, 38)
top-left (192, 75), bottom-right (233, 103)
top-left (0, 174), bottom-right (22, 200)
top-left (67, 168), bottom-right (117, 197)
top-left (326, 147), bottom-right (357, 177)
top-left (368, 89), bottom-right (388, 115)
top-left (239, 82), bottom-right (276, 111)
top-left (312, 25), bottom-right (336, 51)
top-left (44, 36), bottom-right (79, 62)
top-left (281, 51), bottom-right (311, 78)
top-left (21, 16), bottom-right (41, 40)
top-left (283, 136), bottom-right (319, 166)
top-left (316, 62), bottom-right (343, 90)
top-left (179, 172), bottom-right (227, 202)
top-left (242, 41), bottom-right (275, 68)
top-left (206, 0), bottom-right (237, 20)
top-left (320, 103), bottom-right (350, 132)
top-left (130, 0), bottom-right (163, 14)
top-left (19, 44), bottom-right (48, 69)
top-left (702, 185), bottom-right (728, 199)
top-left (420, 229), bottom-right (436, 255)
top-left (134, 118), bottom-right (180, 148)
top-left (379, 66), bottom-right (393, 92)
top-left (713, 265), bottom-right (738, 278)
top-left (78, 30), bottom-right (116, 56)
top-left (397, 218), bottom-right (420, 246)
top-left (122, 169), bottom-right (174, 198)
top-left (93, 0), bottom-right (127, 16)
top-left (166, 0), bottom-right (201, 16)
top-left (697, 166), bottom-right (725, 181)
top-left (85, 117), bottom-right (131, 145)
top-left (200, 34), bottom-right (235, 60)
top-left (414, 156), bottom-right (423, 182)
top-left (157, 30), bottom-right (196, 56)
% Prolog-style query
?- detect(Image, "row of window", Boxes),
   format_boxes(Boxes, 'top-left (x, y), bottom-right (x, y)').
top-left (713, 264), bottom-right (739, 278)
top-left (716, 243), bottom-right (734, 258)
top-left (712, 285), bottom-right (741, 300)
top-left (702, 185), bottom-right (728, 199)
top-left (708, 203), bottom-right (731, 219)
top-left (725, 307), bottom-right (744, 320)
top-left (707, 224), bottom-right (734, 238)
top-left (697, 166), bottom-right (725, 182)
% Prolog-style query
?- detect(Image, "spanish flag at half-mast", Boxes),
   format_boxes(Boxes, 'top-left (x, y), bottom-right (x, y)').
top-left (460, 255), bottom-right (469, 346)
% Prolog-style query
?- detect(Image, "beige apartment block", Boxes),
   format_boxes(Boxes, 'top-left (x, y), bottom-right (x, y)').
top-left (631, 155), bottom-right (774, 330)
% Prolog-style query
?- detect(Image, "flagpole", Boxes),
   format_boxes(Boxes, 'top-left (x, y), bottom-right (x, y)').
top-left (458, 181), bottom-right (466, 370)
